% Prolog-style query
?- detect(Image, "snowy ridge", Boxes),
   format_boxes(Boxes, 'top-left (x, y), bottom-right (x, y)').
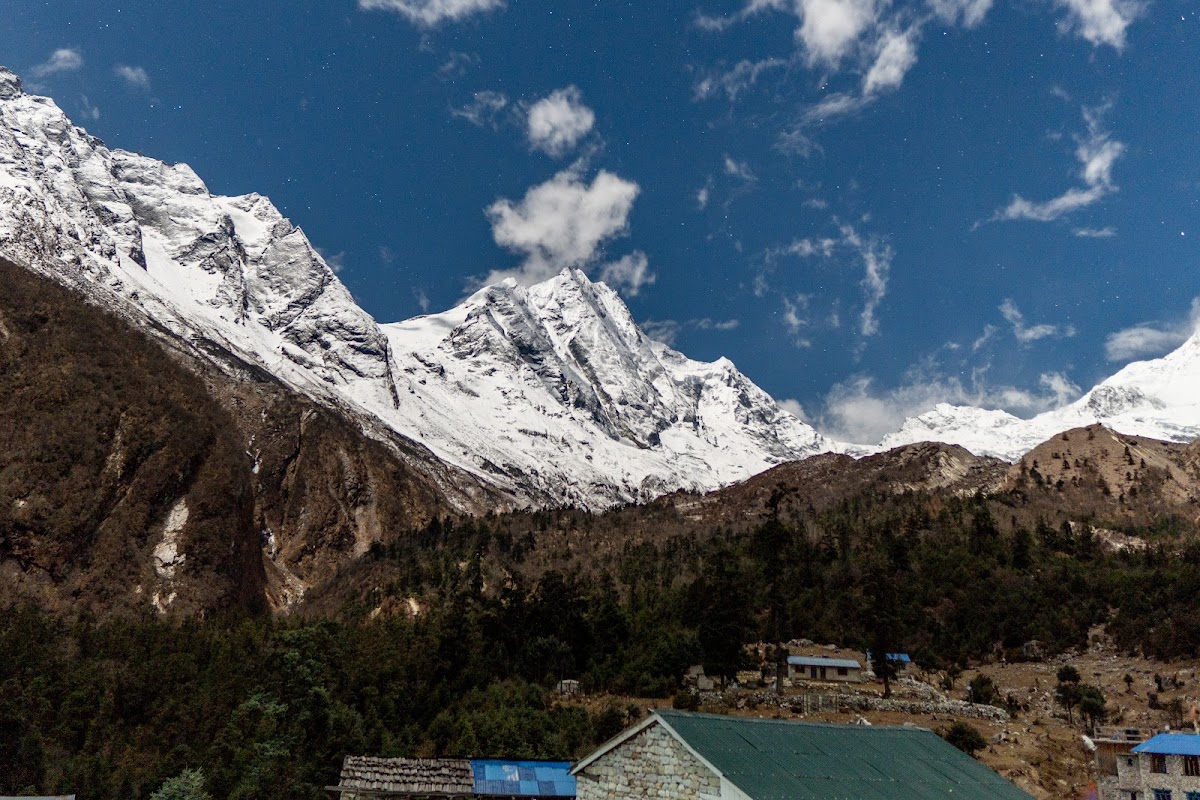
top-left (883, 332), bottom-right (1200, 460)
top-left (0, 66), bottom-right (838, 509)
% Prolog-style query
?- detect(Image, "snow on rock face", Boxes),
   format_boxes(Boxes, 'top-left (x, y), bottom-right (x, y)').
top-left (0, 68), bottom-right (839, 509)
top-left (884, 332), bottom-right (1200, 461)
top-left (384, 270), bottom-right (838, 506)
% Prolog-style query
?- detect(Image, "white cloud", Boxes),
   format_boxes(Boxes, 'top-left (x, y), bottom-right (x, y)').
top-left (838, 224), bottom-right (891, 338)
top-left (723, 155), bottom-right (756, 182)
top-left (1104, 299), bottom-right (1200, 361)
top-left (696, 182), bottom-right (711, 210)
top-left (778, 398), bottom-right (809, 421)
top-left (316, 248), bottom-right (348, 274)
top-left (358, 0), bottom-right (504, 27)
top-left (925, 0), bottom-right (993, 27)
top-left (527, 86), bottom-right (595, 157)
top-left (816, 368), bottom-right (1081, 444)
top-left (483, 167), bottom-right (640, 287)
top-left (795, 0), bottom-right (881, 68)
top-left (782, 294), bottom-right (810, 337)
top-left (641, 316), bottom-right (739, 346)
top-left (695, 0), bottom-right (788, 32)
top-left (991, 104), bottom-right (1125, 224)
top-left (1053, 0), bottom-right (1143, 50)
top-left (863, 26), bottom-right (919, 96)
top-left (451, 90), bottom-right (509, 127)
top-left (1074, 226), bottom-right (1116, 238)
top-left (777, 128), bottom-right (821, 157)
top-left (642, 319), bottom-right (682, 346)
top-left (600, 251), bottom-right (655, 296)
top-left (694, 57), bottom-right (789, 101)
top-left (79, 95), bottom-right (100, 120)
top-left (770, 222), bottom-right (891, 340)
top-left (114, 65), bottom-right (150, 88)
top-left (802, 91), bottom-right (873, 124)
top-left (999, 299), bottom-right (1076, 344)
top-left (31, 48), bottom-right (83, 79)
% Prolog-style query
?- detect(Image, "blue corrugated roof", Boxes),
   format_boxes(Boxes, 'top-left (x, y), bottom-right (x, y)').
top-left (788, 656), bottom-right (862, 669)
top-left (1133, 734), bottom-right (1200, 756)
top-left (866, 651), bottom-right (912, 663)
top-left (470, 760), bottom-right (575, 797)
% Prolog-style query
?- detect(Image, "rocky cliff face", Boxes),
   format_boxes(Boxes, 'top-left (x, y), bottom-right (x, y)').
top-left (0, 65), bottom-right (841, 511)
top-left (0, 257), bottom-right (492, 615)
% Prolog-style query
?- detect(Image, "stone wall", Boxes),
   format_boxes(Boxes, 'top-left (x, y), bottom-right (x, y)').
top-left (576, 721), bottom-right (721, 800)
top-left (1125, 752), bottom-right (1200, 800)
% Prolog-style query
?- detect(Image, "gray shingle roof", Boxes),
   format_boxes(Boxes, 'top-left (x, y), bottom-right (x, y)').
top-left (333, 756), bottom-right (475, 796)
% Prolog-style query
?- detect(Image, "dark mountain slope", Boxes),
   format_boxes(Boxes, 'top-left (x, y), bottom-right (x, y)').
top-left (0, 256), bottom-right (494, 616)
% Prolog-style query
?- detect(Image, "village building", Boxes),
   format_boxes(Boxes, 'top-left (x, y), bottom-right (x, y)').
top-left (1104, 733), bottom-right (1200, 800)
top-left (328, 756), bottom-right (575, 799)
top-left (1094, 727), bottom-right (1156, 800)
top-left (787, 654), bottom-right (863, 683)
top-left (866, 651), bottom-right (913, 676)
top-left (571, 709), bottom-right (1032, 800)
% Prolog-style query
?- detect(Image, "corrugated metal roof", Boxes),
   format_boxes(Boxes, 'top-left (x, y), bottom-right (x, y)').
top-left (470, 760), bottom-right (575, 797)
top-left (656, 710), bottom-right (1033, 800)
top-left (1133, 734), bottom-right (1200, 756)
top-left (787, 656), bottom-right (862, 669)
top-left (866, 652), bottom-right (912, 663)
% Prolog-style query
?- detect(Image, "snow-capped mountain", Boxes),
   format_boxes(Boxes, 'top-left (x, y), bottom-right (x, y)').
top-left (883, 332), bottom-right (1200, 460)
top-left (0, 66), bottom-right (837, 509)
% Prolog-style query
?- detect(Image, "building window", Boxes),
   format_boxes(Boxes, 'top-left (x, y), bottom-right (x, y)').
top-left (1152, 754), bottom-right (1168, 774)
top-left (1185, 756), bottom-right (1200, 777)
top-left (1154, 789), bottom-right (1172, 800)
top-left (838, 667), bottom-right (848, 676)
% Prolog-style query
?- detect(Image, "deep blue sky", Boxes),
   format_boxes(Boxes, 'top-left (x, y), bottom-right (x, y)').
top-left (4, 0), bottom-right (1198, 442)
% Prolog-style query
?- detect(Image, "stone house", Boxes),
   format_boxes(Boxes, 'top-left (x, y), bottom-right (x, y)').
top-left (327, 756), bottom-right (575, 799)
top-left (1106, 733), bottom-right (1200, 800)
top-left (787, 655), bottom-right (863, 683)
top-left (570, 709), bottom-right (1032, 800)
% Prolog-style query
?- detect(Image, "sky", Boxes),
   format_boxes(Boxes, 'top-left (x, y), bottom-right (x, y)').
top-left (3, 0), bottom-right (1199, 443)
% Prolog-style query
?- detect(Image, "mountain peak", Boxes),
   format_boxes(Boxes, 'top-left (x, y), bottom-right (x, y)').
top-left (0, 67), bottom-right (21, 100)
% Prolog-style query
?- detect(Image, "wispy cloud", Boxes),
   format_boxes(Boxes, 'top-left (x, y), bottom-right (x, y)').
top-left (999, 299), bottom-right (1076, 344)
top-left (769, 220), bottom-right (891, 341)
top-left (1104, 299), bottom-right (1200, 361)
top-left (451, 90), bottom-right (509, 127)
top-left (527, 86), bottom-right (596, 157)
top-left (988, 104), bottom-right (1124, 224)
top-left (481, 166), bottom-right (643, 290)
top-left (723, 155), bottom-right (756, 183)
top-left (31, 48), bottom-right (83, 79)
top-left (642, 317), bottom-right (740, 346)
top-left (358, 0), bottom-right (504, 27)
top-left (114, 64), bottom-right (150, 89)
top-left (815, 367), bottom-right (1080, 444)
top-left (693, 57), bottom-right (789, 101)
top-left (925, 0), bottom-right (993, 27)
top-left (1073, 226), bottom-right (1116, 238)
top-left (1052, 0), bottom-right (1143, 50)
top-left (600, 251), bottom-right (655, 296)
top-left (79, 95), bottom-right (100, 120)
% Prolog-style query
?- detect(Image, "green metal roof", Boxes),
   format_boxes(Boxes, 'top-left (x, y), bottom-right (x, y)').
top-left (655, 710), bottom-right (1032, 800)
